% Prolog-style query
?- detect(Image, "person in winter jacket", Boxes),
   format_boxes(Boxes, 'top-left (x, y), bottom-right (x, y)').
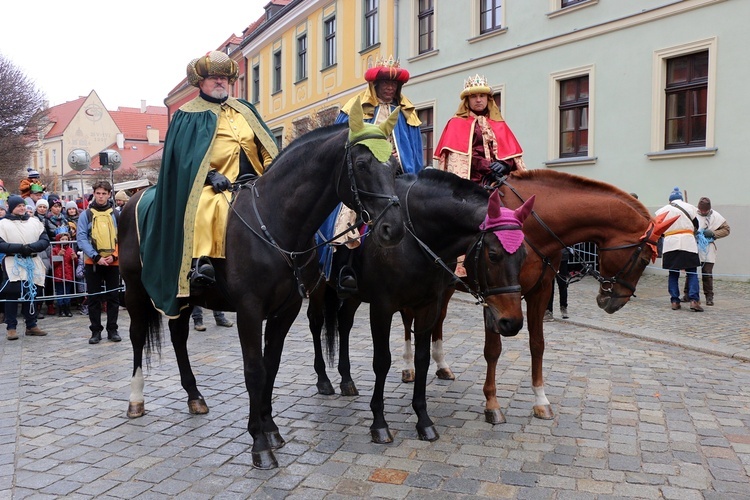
top-left (52, 228), bottom-right (77, 317)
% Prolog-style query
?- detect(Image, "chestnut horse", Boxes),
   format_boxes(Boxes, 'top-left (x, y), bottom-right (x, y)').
top-left (402, 169), bottom-right (675, 424)
top-left (118, 114), bottom-right (405, 469)
top-left (307, 169), bottom-right (530, 443)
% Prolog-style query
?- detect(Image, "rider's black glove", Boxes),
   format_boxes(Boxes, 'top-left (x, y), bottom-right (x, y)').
top-left (206, 169), bottom-right (231, 193)
top-left (489, 160), bottom-right (511, 177)
top-left (19, 245), bottom-right (33, 257)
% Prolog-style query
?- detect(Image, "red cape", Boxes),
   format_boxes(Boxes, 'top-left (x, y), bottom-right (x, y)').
top-left (435, 116), bottom-right (523, 160)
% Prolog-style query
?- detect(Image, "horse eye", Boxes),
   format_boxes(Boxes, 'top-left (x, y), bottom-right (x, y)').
top-left (488, 250), bottom-right (501, 263)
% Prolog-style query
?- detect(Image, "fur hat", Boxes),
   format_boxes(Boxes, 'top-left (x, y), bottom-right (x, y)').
top-left (668, 187), bottom-right (683, 202)
top-left (7, 195), bottom-right (25, 213)
top-left (188, 51), bottom-right (239, 87)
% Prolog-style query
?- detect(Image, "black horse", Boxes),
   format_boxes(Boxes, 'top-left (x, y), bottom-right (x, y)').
top-left (307, 169), bottom-right (531, 443)
top-left (118, 108), bottom-right (405, 469)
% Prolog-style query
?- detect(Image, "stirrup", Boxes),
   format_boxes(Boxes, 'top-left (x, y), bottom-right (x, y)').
top-left (337, 265), bottom-right (358, 299)
top-left (190, 256), bottom-right (216, 287)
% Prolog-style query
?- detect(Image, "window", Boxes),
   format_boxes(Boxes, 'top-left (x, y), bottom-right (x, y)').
top-left (272, 128), bottom-right (284, 149)
top-left (559, 76), bottom-right (589, 157)
top-left (364, 0), bottom-right (379, 49)
top-left (324, 16), bottom-right (337, 68)
top-left (665, 51), bottom-right (708, 149)
top-left (297, 34), bottom-right (308, 81)
top-left (418, 0), bottom-right (434, 54)
top-left (52, 149), bottom-right (57, 166)
top-left (252, 65), bottom-right (260, 103)
top-left (480, 0), bottom-right (502, 34)
top-left (273, 50), bottom-right (282, 93)
top-left (562, 0), bottom-right (587, 7)
top-left (417, 108), bottom-right (433, 168)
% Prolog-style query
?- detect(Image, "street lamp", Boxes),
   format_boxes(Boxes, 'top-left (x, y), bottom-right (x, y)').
top-left (67, 149), bottom-right (90, 198)
top-left (99, 149), bottom-right (122, 194)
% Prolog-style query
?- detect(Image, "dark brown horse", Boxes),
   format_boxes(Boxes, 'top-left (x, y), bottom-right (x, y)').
top-left (402, 169), bottom-right (676, 423)
top-left (118, 114), bottom-right (406, 469)
top-left (307, 169), bottom-right (531, 443)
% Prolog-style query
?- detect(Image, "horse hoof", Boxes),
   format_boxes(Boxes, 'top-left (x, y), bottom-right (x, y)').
top-left (266, 431), bottom-right (286, 450)
top-left (484, 409), bottom-right (506, 425)
top-left (252, 450), bottom-right (278, 470)
top-left (401, 369), bottom-right (415, 383)
top-left (418, 425), bottom-right (440, 442)
top-left (127, 401), bottom-right (144, 419)
top-left (533, 404), bottom-right (554, 420)
top-left (435, 368), bottom-right (455, 380)
top-left (340, 381), bottom-right (359, 396)
top-left (188, 397), bottom-right (209, 415)
top-left (371, 427), bottom-right (394, 444)
top-left (316, 381), bottom-right (335, 395)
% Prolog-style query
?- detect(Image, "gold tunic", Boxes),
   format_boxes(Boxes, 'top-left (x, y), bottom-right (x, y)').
top-left (192, 105), bottom-right (272, 258)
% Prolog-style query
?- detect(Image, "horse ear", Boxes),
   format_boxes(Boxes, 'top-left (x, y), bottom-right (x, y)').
top-left (487, 189), bottom-right (502, 218)
top-left (514, 195), bottom-right (535, 223)
top-left (651, 212), bottom-right (679, 238)
top-left (349, 96), bottom-right (365, 135)
top-left (379, 106), bottom-right (401, 137)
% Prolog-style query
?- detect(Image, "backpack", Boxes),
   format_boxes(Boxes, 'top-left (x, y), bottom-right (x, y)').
top-left (87, 208), bottom-right (118, 257)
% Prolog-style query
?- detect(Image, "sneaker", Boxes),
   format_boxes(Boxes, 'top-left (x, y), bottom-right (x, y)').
top-left (25, 326), bottom-right (48, 336)
top-left (7, 329), bottom-right (18, 341)
top-left (543, 310), bottom-right (554, 322)
top-left (194, 320), bottom-right (206, 332)
top-left (80, 306), bottom-right (89, 315)
top-left (560, 307), bottom-right (569, 319)
top-left (108, 331), bottom-right (122, 342)
top-left (215, 317), bottom-right (234, 328)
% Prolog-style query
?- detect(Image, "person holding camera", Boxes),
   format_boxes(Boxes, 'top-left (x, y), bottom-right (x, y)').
top-left (435, 74), bottom-right (526, 184)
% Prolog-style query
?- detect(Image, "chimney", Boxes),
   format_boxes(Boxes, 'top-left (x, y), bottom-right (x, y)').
top-left (141, 100), bottom-right (147, 113)
top-left (116, 133), bottom-right (125, 149)
top-left (147, 128), bottom-right (159, 145)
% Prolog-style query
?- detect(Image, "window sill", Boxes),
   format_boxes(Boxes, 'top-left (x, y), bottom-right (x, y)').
top-left (646, 147), bottom-right (717, 160)
top-left (407, 49), bottom-right (439, 63)
top-left (547, 0), bottom-right (599, 19)
top-left (545, 156), bottom-right (597, 167)
top-left (360, 43), bottom-right (380, 56)
top-left (321, 63), bottom-right (337, 72)
top-left (468, 27), bottom-right (508, 44)
top-left (271, 90), bottom-right (283, 96)
top-left (294, 77), bottom-right (308, 85)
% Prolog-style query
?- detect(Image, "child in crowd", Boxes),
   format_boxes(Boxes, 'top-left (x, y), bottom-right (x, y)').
top-left (52, 228), bottom-right (77, 317)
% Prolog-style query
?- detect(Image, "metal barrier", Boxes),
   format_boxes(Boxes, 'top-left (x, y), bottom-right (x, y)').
top-left (568, 241), bottom-right (599, 273)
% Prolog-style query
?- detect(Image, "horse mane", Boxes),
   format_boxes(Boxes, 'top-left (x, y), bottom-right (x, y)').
top-left (509, 169), bottom-right (651, 220)
top-left (416, 168), bottom-right (488, 203)
top-left (266, 123), bottom-right (347, 172)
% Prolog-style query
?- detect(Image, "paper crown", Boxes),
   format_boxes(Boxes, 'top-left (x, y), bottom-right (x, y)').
top-left (364, 55), bottom-right (410, 83)
top-left (460, 74), bottom-right (492, 98)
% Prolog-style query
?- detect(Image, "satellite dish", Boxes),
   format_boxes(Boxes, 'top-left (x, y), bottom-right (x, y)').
top-left (67, 149), bottom-right (91, 172)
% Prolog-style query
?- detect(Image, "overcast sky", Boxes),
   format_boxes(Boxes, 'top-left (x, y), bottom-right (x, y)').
top-left (0, 1), bottom-right (266, 109)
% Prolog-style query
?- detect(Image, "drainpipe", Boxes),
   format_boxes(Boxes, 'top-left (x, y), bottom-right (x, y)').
top-left (394, 0), bottom-right (399, 60)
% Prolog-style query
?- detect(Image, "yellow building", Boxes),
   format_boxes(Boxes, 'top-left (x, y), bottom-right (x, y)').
top-left (240, 0), bottom-right (400, 146)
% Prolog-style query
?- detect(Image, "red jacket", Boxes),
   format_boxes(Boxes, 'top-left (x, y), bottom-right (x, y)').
top-left (53, 244), bottom-right (78, 283)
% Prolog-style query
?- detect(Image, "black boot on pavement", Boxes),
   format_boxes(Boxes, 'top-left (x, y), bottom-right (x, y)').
top-left (108, 331), bottom-right (122, 342)
top-left (89, 332), bottom-right (102, 345)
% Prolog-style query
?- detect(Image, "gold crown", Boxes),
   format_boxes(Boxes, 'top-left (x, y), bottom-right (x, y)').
top-left (374, 55), bottom-right (400, 69)
top-left (464, 74), bottom-right (488, 90)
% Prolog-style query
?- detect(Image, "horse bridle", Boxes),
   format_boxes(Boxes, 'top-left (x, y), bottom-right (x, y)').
top-left (496, 176), bottom-right (653, 299)
top-left (402, 180), bottom-right (522, 306)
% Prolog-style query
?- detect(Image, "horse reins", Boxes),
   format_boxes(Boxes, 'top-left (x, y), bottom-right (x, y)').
top-left (496, 176), bottom-right (652, 298)
top-left (402, 180), bottom-right (522, 307)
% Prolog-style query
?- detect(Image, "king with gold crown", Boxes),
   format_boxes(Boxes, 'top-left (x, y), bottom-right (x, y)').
top-left (434, 74), bottom-right (526, 183)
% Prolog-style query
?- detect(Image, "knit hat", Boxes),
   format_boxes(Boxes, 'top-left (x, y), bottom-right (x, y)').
top-left (7, 195), bottom-right (25, 213)
top-left (27, 170), bottom-right (40, 179)
top-left (35, 199), bottom-right (49, 208)
top-left (115, 190), bottom-right (129, 202)
top-left (65, 201), bottom-right (78, 211)
top-left (697, 197), bottom-right (711, 211)
top-left (47, 194), bottom-right (61, 206)
top-left (668, 187), bottom-right (683, 202)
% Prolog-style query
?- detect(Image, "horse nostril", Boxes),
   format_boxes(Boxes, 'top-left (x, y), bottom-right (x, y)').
top-left (499, 317), bottom-right (523, 337)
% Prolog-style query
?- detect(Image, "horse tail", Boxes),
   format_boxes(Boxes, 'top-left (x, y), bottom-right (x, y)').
top-left (143, 301), bottom-right (163, 368)
top-left (321, 284), bottom-right (340, 366)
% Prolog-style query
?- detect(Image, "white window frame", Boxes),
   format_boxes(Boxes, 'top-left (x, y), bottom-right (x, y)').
top-left (648, 37), bottom-right (717, 160)
top-left (546, 64), bottom-right (596, 166)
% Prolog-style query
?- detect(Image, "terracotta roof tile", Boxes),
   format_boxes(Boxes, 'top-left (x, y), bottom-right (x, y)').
top-left (46, 97), bottom-right (87, 137)
top-left (110, 108), bottom-right (168, 142)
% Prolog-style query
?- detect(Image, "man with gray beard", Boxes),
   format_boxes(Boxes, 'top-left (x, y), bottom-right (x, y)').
top-left (138, 51), bottom-right (278, 317)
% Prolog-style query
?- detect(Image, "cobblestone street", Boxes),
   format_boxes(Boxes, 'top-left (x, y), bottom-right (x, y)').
top-left (1, 272), bottom-right (749, 498)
